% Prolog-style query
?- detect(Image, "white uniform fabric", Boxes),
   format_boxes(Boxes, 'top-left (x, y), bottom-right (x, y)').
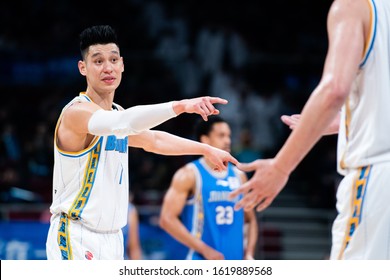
top-left (46, 93), bottom-right (129, 260)
top-left (332, 0), bottom-right (390, 259)
top-left (47, 213), bottom-right (124, 260)
top-left (330, 163), bottom-right (390, 260)
top-left (337, 0), bottom-right (390, 172)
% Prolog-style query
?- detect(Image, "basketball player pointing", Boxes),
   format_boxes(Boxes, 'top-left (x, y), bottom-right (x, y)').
top-left (46, 25), bottom-right (237, 260)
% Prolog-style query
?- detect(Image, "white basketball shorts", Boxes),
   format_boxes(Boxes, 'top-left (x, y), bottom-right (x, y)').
top-left (330, 162), bottom-right (390, 259)
top-left (46, 213), bottom-right (124, 260)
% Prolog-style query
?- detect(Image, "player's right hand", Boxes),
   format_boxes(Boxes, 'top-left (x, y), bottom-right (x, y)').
top-left (230, 159), bottom-right (289, 212)
top-left (173, 96), bottom-right (228, 121)
top-left (202, 246), bottom-right (225, 260)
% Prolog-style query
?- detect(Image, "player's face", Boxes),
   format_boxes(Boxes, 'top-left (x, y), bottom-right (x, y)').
top-left (80, 43), bottom-right (124, 94)
top-left (207, 122), bottom-right (231, 152)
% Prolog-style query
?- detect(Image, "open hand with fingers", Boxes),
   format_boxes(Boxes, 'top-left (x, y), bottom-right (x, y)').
top-left (229, 159), bottom-right (289, 211)
top-left (201, 245), bottom-right (225, 260)
top-left (173, 96), bottom-right (228, 121)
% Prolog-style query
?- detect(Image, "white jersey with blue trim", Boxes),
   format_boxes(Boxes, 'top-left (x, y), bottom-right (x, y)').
top-left (50, 93), bottom-right (129, 232)
top-left (337, 0), bottom-right (390, 175)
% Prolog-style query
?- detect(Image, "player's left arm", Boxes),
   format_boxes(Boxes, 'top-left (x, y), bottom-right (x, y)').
top-left (238, 171), bottom-right (258, 260)
top-left (244, 210), bottom-right (258, 260)
top-left (128, 130), bottom-right (238, 171)
top-left (127, 206), bottom-right (142, 260)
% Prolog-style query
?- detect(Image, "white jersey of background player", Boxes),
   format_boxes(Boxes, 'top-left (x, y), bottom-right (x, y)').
top-left (230, 0), bottom-right (390, 260)
top-left (333, 0), bottom-right (390, 259)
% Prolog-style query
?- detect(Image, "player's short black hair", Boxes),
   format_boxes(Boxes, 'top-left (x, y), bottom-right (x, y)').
top-left (194, 116), bottom-right (227, 142)
top-left (79, 25), bottom-right (119, 59)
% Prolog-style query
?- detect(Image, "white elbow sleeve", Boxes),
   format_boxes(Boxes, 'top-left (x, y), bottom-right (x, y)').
top-left (88, 101), bottom-right (177, 136)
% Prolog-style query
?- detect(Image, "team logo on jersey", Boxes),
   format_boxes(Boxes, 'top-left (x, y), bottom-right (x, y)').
top-left (216, 177), bottom-right (240, 190)
top-left (85, 251), bottom-right (94, 260)
top-left (208, 190), bottom-right (239, 203)
top-left (105, 135), bottom-right (128, 153)
top-left (216, 179), bottom-right (229, 187)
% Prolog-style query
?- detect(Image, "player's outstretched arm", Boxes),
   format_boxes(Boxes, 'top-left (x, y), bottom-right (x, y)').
top-left (90, 95), bottom-right (228, 136)
top-left (65, 96), bottom-right (228, 140)
top-left (128, 130), bottom-right (238, 171)
top-left (229, 0), bottom-right (366, 212)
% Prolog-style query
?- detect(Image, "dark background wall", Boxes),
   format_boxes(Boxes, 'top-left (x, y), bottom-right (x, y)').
top-left (0, 0), bottom-right (339, 211)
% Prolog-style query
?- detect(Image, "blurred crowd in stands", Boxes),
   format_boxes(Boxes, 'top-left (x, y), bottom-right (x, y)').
top-left (0, 0), bottom-right (339, 214)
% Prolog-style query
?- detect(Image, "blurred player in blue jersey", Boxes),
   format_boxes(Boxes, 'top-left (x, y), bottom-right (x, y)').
top-left (160, 116), bottom-right (258, 260)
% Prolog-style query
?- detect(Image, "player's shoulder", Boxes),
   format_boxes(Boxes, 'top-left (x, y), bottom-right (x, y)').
top-left (61, 98), bottom-right (96, 120)
top-left (170, 163), bottom-right (197, 191)
top-left (231, 164), bottom-right (248, 182)
top-left (329, 0), bottom-right (369, 19)
top-left (173, 162), bottom-right (197, 183)
top-left (175, 162), bottom-right (196, 179)
top-left (63, 94), bottom-right (93, 111)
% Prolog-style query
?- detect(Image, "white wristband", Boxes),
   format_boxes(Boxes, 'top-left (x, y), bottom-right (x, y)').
top-left (88, 101), bottom-right (176, 137)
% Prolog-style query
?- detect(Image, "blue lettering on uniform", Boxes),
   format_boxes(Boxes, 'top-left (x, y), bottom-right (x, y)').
top-left (106, 135), bottom-right (116, 150)
top-left (105, 135), bottom-right (128, 153)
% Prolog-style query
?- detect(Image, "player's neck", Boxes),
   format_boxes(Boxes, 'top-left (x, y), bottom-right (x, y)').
top-left (85, 89), bottom-right (115, 110)
top-left (201, 157), bottom-right (228, 176)
top-left (203, 157), bottom-right (214, 169)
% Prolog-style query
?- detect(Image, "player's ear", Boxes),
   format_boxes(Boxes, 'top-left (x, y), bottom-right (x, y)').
top-left (78, 60), bottom-right (87, 76)
top-left (200, 135), bottom-right (210, 145)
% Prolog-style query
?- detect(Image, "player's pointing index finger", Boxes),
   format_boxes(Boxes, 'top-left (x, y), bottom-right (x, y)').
top-left (209, 97), bottom-right (228, 105)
